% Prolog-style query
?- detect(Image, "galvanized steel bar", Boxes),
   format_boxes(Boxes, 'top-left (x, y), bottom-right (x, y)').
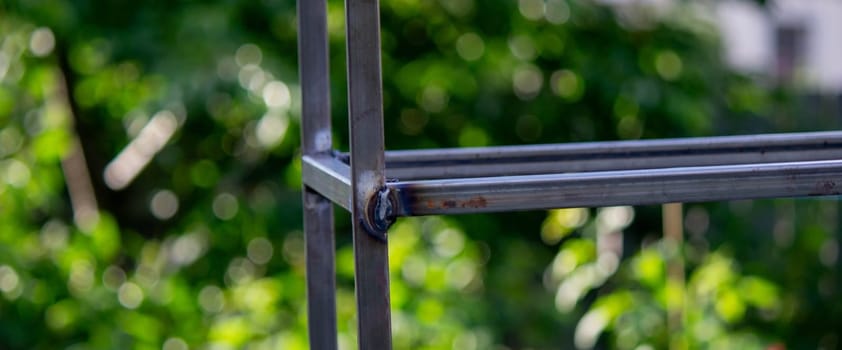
top-left (345, 0), bottom-right (393, 348)
top-left (298, 0), bottom-right (338, 348)
top-left (389, 160), bottom-right (842, 216)
top-left (383, 131), bottom-right (842, 180)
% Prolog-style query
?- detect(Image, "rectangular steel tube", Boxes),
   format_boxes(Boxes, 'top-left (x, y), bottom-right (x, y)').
top-left (345, 0), bottom-right (393, 348)
top-left (302, 189), bottom-right (338, 350)
top-left (302, 155), bottom-right (352, 211)
top-left (298, 0), bottom-right (337, 347)
top-left (389, 159), bottom-right (842, 216)
top-left (382, 131), bottom-right (842, 180)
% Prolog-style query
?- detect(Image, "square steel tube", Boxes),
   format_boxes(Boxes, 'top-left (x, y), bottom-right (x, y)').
top-left (302, 155), bottom-right (352, 211)
top-left (345, 0), bottom-right (393, 348)
top-left (301, 149), bottom-right (842, 217)
top-left (382, 131), bottom-right (842, 180)
top-left (297, 0), bottom-right (337, 348)
top-left (387, 159), bottom-right (842, 216)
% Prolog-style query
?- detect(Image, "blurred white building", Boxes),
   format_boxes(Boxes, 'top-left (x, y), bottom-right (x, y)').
top-left (600, 0), bottom-right (842, 92)
top-left (717, 0), bottom-right (842, 92)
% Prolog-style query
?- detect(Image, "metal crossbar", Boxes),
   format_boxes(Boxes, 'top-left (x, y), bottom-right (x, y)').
top-left (297, 0), bottom-right (842, 348)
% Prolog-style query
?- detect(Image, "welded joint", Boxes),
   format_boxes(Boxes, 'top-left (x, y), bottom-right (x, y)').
top-left (361, 186), bottom-right (397, 241)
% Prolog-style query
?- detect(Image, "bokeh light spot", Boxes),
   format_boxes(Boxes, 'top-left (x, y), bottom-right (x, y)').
top-left (238, 64), bottom-right (264, 91)
top-left (255, 112), bottom-right (289, 149)
top-left (820, 239), bottom-right (839, 267)
top-left (439, 0), bottom-right (473, 17)
top-left (45, 300), bottom-right (78, 332)
top-left (3, 159), bottom-right (31, 188)
top-left (150, 189), bottom-right (179, 220)
top-left (68, 260), bottom-right (95, 295)
top-left (445, 259), bottom-right (476, 290)
top-left (225, 258), bottom-right (255, 285)
top-left (102, 265), bottom-right (127, 291)
top-left (29, 27), bottom-right (55, 57)
top-left (0, 265), bottom-right (20, 294)
top-left (513, 65), bottom-right (544, 100)
top-left (551, 69), bottom-right (584, 101)
top-left (235, 43), bottom-right (262, 67)
top-left (171, 232), bottom-right (207, 267)
top-left (282, 233), bottom-right (305, 268)
top-left (40, 219), bottom-right (69, 251)
top-left (433, 228), bottom-right (465, 258)
top-left (0, 127), bottom-right (23, 157)
top-left (518, 0), bottom-right (545, 20)
top-left (509, 35), bottom-right (536, 61)
top-left (216, 57), bottom-right (238, 81)
top-left (118, 282), bottom-right (144, 309)
top-left (262, 81), bottom-right (291, 109)
top-left (198, 285), bottom-right (225, 313)
top-left (453, 332), bottom-right (479, 350)
top-left (456, 33), bottom-right (485, 61)
top-left (163, 337), bottom-right (189, 350)
top-left (597, 206), bottom-right (634, 234)
top-left (402, 255), bottom-right (427, 286)
top-left (212, 193), bottom-right (239, 220)
top-left (247, 237), bottom-right (274, 265)
top-left (419, 86), bottom-right (448, 113)
top-left (655, 50), bottom-right (683, 81)
top-left (545, 0), bottom-right (570, 24)
top-left (542, 208), bottom-right (589, 245)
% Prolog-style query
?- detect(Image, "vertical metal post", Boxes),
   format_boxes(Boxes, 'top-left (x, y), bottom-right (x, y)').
top-left (298, 0), bottom-right (338, 348)
top-left (345, 0), bottom-right (393, 348)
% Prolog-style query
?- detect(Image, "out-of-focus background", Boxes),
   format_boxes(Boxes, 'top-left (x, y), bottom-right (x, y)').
top-left (2, 0), bottom-right (842, 349)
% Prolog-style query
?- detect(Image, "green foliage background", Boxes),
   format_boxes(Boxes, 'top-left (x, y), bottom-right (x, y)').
top-left (1, 0), bottom-right (841, 349)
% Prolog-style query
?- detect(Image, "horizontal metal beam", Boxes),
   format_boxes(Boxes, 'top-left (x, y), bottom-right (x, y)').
top-left (306, 131), bottom-right (842, 215)
top-left (381, 131), bottom-right (842, 180)
top-left (302, 155), bottom-right (352, 211)
top-left (388, 159), bottom-right (842, 216)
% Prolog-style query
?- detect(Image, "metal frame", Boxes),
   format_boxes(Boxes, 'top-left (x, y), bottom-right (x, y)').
top-left (298, 0), bottom-right (842, 348)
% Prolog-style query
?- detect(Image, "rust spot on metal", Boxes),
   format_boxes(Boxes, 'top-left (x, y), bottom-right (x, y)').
top-left (434, 197), bottom-right (488, 209)
top-left (460, 196), bottom-right (487, 208)
top-left (809, 180), bottom-right (840, 196)
top-left (426, 200), bottom-right (435, 209)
